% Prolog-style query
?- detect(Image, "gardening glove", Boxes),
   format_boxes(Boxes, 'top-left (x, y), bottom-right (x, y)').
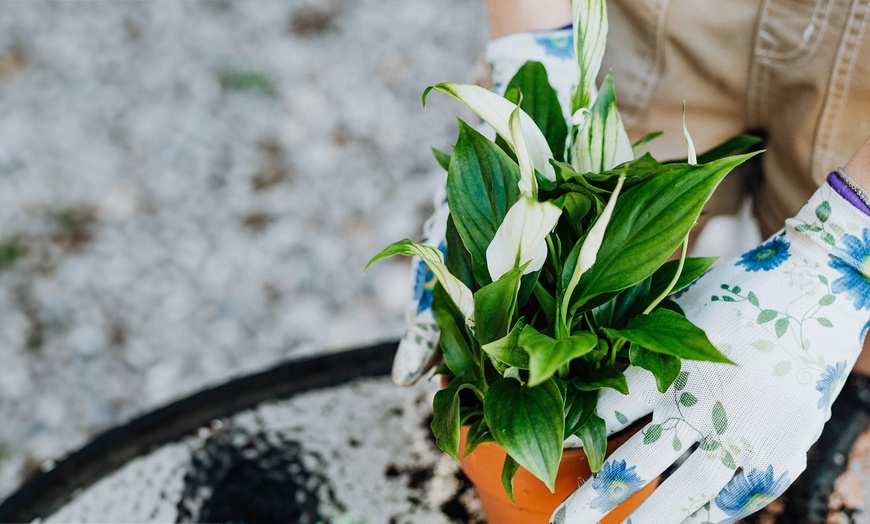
top-left (392, 27), bottom-right (577, 385)
top-left (551, 179), bottom-right (870, 524)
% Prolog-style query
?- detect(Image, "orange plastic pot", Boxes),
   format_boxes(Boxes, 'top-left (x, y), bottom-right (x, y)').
top-left (458, 426), bottom-right (658, 524)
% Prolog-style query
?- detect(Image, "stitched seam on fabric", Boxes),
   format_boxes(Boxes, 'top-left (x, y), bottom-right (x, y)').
top-left (756, 0), bottom-right (833, 64)
top-left (811, 0), bottom-right (870, 176)
top-left (622, 0), bottom-right (669, 126)
top-left (746, 0), bottom-right (771, 128)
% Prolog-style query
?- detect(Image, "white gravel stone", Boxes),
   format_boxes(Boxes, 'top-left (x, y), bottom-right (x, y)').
top-left (0, 0), bottom-right (488, 499)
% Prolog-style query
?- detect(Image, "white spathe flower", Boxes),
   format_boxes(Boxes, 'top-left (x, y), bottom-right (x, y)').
top-left (425, 83), bottom-right (556, 183)
top-left (509, 104), bottom-right (537, 197)
top-left (486, 197), bottom-right (562, 282)
top-left (577, 173), bottom-right (625, 274)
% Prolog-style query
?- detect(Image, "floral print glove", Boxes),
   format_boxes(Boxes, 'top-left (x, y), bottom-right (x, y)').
top-left (551, 183), bottom-right (870, 524)
top-left (392, 28), bottom-right (576, 385)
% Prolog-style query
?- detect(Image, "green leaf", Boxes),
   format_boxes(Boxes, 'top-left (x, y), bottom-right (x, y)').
top-left (367, 239), bottom-right (474, 321)
top-left (596, 278), bottom-right (651, 330)
top-left (432, 147), bottom-right (451, 171)
top-left (571, 152), bottom-right (759, 305)
top-left (482, 319), bottom-right (530, 369)
top-left (432, 377), bottom-right (477, 460)
top-left (712, 401), bottom-right (728, 435)
top-left (602, 309), bottom-right (732, 363)
top-left (484, 378), bottom-right (565, 491)
top-left (672, 435), bottom-right (682, 451)
top-left (680, 392), bottom-right (698, 407)
top-left (630, 345), bottom-right (681, 393)
top-left (532, 281), bottom-right (556, 322)
top-left (474, 267), bottom-right (525, 345)
top-left (519, 326), bottom-right (597, 387)
top-left (647, 257), bottom-right (718, 305)
top-left (576, 413), bottom-right (607, 472)
top-left (731, 286), bottom-right (742, 294)
top-left (819, 294), bottom-right (836, 306)
top-left (816, 201), bottom-right (832, 223)
top-left (504, 62), bottom-right (568, 162)
top-left (572, 366), bottom-right (629, 394)
top-left (564, 389), bottom-right (597, 439)
top-left (424, 83), bottom-right (556, 181)
top-left (822, 232), bottom-right (836, 247)
top-left (674, 371), bottom-right (689, 391)
top-left (757, 309), bottom-right (777, 324)
top-left (817, 317), bottom-right (834, 328)
top-left (643, 423), bottom-right (663, 444)
top-left (445, 216), bottom-right (474, 289)
top-left (775, 317), bottom-right (790, 338)
top-left (666, 134), bottom-right (763, 165)
top-left (501, 454), bottom-right (521, 504)
top-left (432, 286), bottom-right (477, 378)
top-left (464, 417), bottom-right (494, 457)
top-left (819, 275), bottom-right (829, 285)
top-left (446, 119), bottom-right (522, 285)
top-left (721, 296), bottom-right (735, 302)
top-left (632, 130), bottom-right (665, 154)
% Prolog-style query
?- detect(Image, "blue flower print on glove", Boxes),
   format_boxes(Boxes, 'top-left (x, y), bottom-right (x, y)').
top-left (589, 459), bottom-right (644, 512)
top-left (534, 33), bottom-right (574, 60)
top-left (412, 241), bottom-right (447, 314)
top-left (736, 236), bottom-right (791, 272)
top-left (816, 360), bottom-right (848, 409)
top-left (828, 228), bottom-right (870, 310)
top-left (714, 466), bottom-right (790, 523)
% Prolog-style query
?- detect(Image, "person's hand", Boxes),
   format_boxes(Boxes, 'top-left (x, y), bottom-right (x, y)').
top-left (551, 182), bottom-right (870, 523)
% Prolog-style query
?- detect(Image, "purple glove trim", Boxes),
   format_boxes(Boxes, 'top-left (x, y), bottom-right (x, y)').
top-left (828, 171), bottom-right (870, 216)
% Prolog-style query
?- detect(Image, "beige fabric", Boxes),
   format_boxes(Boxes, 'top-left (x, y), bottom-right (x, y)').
top-left (604, 0), bottom-right (870, 236)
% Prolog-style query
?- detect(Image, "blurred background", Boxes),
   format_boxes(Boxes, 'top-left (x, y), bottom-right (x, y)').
top-left (0, 0), bottom-right (487, 498)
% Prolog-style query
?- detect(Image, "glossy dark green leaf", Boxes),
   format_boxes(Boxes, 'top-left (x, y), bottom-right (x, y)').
top-left (571, 366), bottom-right (629, 394)
top-left (602, 308), bottom-right (732, 364)
top-left (447, 119), bottom-right (522, 285)
top-left (464, 417), bottom-right (494, 457)
top-left (484, 378), bottom-right (565, 491)
top-left (576, 413), bottom-right (607, 472)
top-left (481, 319), bottom-right (529, 370)
top-left (519, 326), bottom-right (597, 387)
top-left (474, 267), bottom-right (524, 345)
top-left (501, 454), bottom-right (521, 504)
top-left (445, 215), bottom-right (474, 289)
top-left (570, 153), bottom-right (759, 306)
top-left (432, 286), bottom-right (476, 379)
top-left (630, 344), bottom-right (681, 393)
top-left (432, 377), bottom-right (477, 460)
top-left (665, 134), bottom-right (762, 164)
top-left (432, 147), bottom-right (452, 171)
top-left (504, 61), bottom-right (568, 162)
top-left (595, 278), bottom-right (651, 330)
top-left (646, 257), bottom-right (718, 305)
top-left (564, 388), bottom-right (597, 437)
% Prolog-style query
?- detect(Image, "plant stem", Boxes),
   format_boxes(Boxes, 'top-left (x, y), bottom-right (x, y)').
top-left (643, 233), bottom-right (690, 315)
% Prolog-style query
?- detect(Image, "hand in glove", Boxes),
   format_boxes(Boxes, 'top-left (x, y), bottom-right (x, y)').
top-left (551, 179), bottom-right (870, 524)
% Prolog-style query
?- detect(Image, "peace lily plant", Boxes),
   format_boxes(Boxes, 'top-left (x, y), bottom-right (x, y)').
top-left (368, 0), bottom-right (760, 501)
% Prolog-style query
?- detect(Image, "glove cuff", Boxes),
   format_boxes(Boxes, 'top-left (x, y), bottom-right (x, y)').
top-left (485, 28), bottom-right (576, 115)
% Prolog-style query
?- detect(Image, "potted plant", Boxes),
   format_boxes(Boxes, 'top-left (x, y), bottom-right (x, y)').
top-left (368, 0), bottom-right (759, 521)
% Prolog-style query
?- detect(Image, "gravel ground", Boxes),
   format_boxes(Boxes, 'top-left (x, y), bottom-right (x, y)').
top-left (0, 0), bottom-right (487, 499)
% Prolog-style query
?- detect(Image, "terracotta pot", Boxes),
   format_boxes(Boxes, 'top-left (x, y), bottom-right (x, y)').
top-left (458, 426), bottom-right (658, 524)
